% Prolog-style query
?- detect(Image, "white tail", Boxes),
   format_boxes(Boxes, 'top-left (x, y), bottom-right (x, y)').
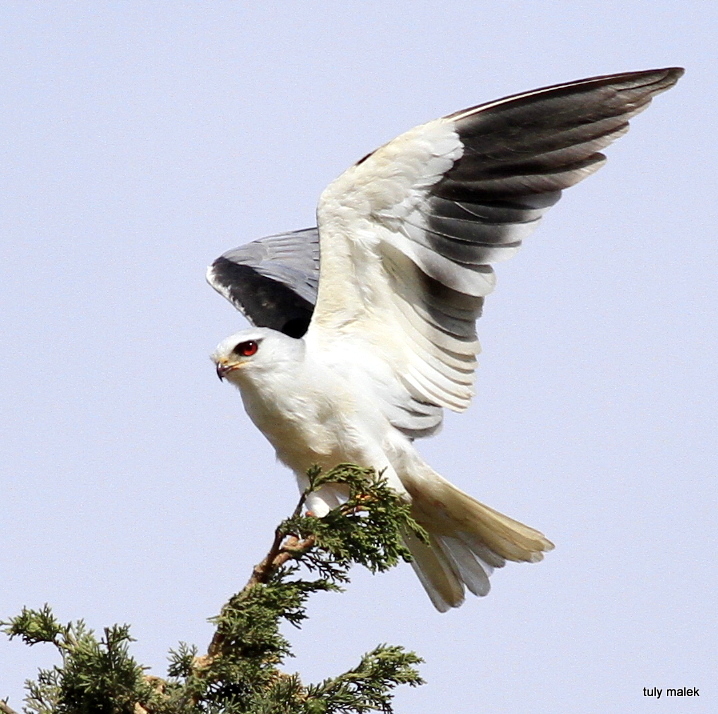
top-left (401, 461), bottom-right (554, 611)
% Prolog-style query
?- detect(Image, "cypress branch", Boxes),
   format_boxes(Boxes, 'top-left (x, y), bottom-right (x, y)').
top-left (2, 465), bottom-right (426, 713)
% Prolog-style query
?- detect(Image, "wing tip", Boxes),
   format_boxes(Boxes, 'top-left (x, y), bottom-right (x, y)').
top-left (447, 66), bottom-right (684, 124)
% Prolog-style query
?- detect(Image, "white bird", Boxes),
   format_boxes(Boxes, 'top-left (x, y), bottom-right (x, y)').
top-left (208, 68), bottom-right (682, 611)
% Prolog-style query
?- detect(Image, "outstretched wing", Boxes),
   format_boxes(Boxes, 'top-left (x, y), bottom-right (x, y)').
top-left (308, 68), bottom-right (682, 419)
top-left (207, 228), bottom-right (320, 338)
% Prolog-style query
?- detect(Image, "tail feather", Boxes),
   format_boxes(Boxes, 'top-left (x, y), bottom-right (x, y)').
top-left (442, 490), bottom-right (554, 563)
top-left (403, 529), bottom-right (464, 612)
top-left (436, 534), bottom-right (492, 597)
top-left (455, 530), bottom-right (507, 569)
top-left (401, 460), bottom-right (554, 610)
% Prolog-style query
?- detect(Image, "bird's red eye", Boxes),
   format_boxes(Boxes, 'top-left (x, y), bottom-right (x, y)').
top-left (233, 340), bottom-right (259, 357)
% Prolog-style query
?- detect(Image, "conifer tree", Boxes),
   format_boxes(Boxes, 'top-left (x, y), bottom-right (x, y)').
top-left (2, 465), bottom-right (425, 714)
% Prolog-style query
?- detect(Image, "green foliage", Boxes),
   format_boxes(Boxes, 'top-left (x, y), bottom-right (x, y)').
top-left (2, 465), bottom-right (425, 714)
top-left (308, 646), bottom-right (423, 714)
top-left (280, 465), bottom-right (422, 580)
top-left (2, 613), bottom-right (161, 714)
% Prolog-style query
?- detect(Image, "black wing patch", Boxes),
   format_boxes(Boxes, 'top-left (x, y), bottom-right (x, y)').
top-left (207, 228), bottom-right (319, 338)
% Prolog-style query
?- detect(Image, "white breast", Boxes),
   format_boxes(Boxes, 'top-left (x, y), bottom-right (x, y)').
top-left (235, 357), bottom-right (374, 475)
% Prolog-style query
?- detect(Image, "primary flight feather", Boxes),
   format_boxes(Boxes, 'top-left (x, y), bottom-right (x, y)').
top-left (208, 68), bottom-right (682, 611)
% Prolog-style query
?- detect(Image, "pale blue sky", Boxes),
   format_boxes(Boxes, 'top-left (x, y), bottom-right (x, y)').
top-left (2, 3), bottom-right (716, 712)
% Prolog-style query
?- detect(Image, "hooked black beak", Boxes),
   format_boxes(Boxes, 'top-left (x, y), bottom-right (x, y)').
top-left (216, 363), bottom-right (230, 381)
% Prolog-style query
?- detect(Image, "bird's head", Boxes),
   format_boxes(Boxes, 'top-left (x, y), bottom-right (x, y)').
top-left (211, 327), bottom-right (303, 384)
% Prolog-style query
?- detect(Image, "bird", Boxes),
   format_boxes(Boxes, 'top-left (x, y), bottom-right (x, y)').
top-left (208, 68), bottom-right (683, 611)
